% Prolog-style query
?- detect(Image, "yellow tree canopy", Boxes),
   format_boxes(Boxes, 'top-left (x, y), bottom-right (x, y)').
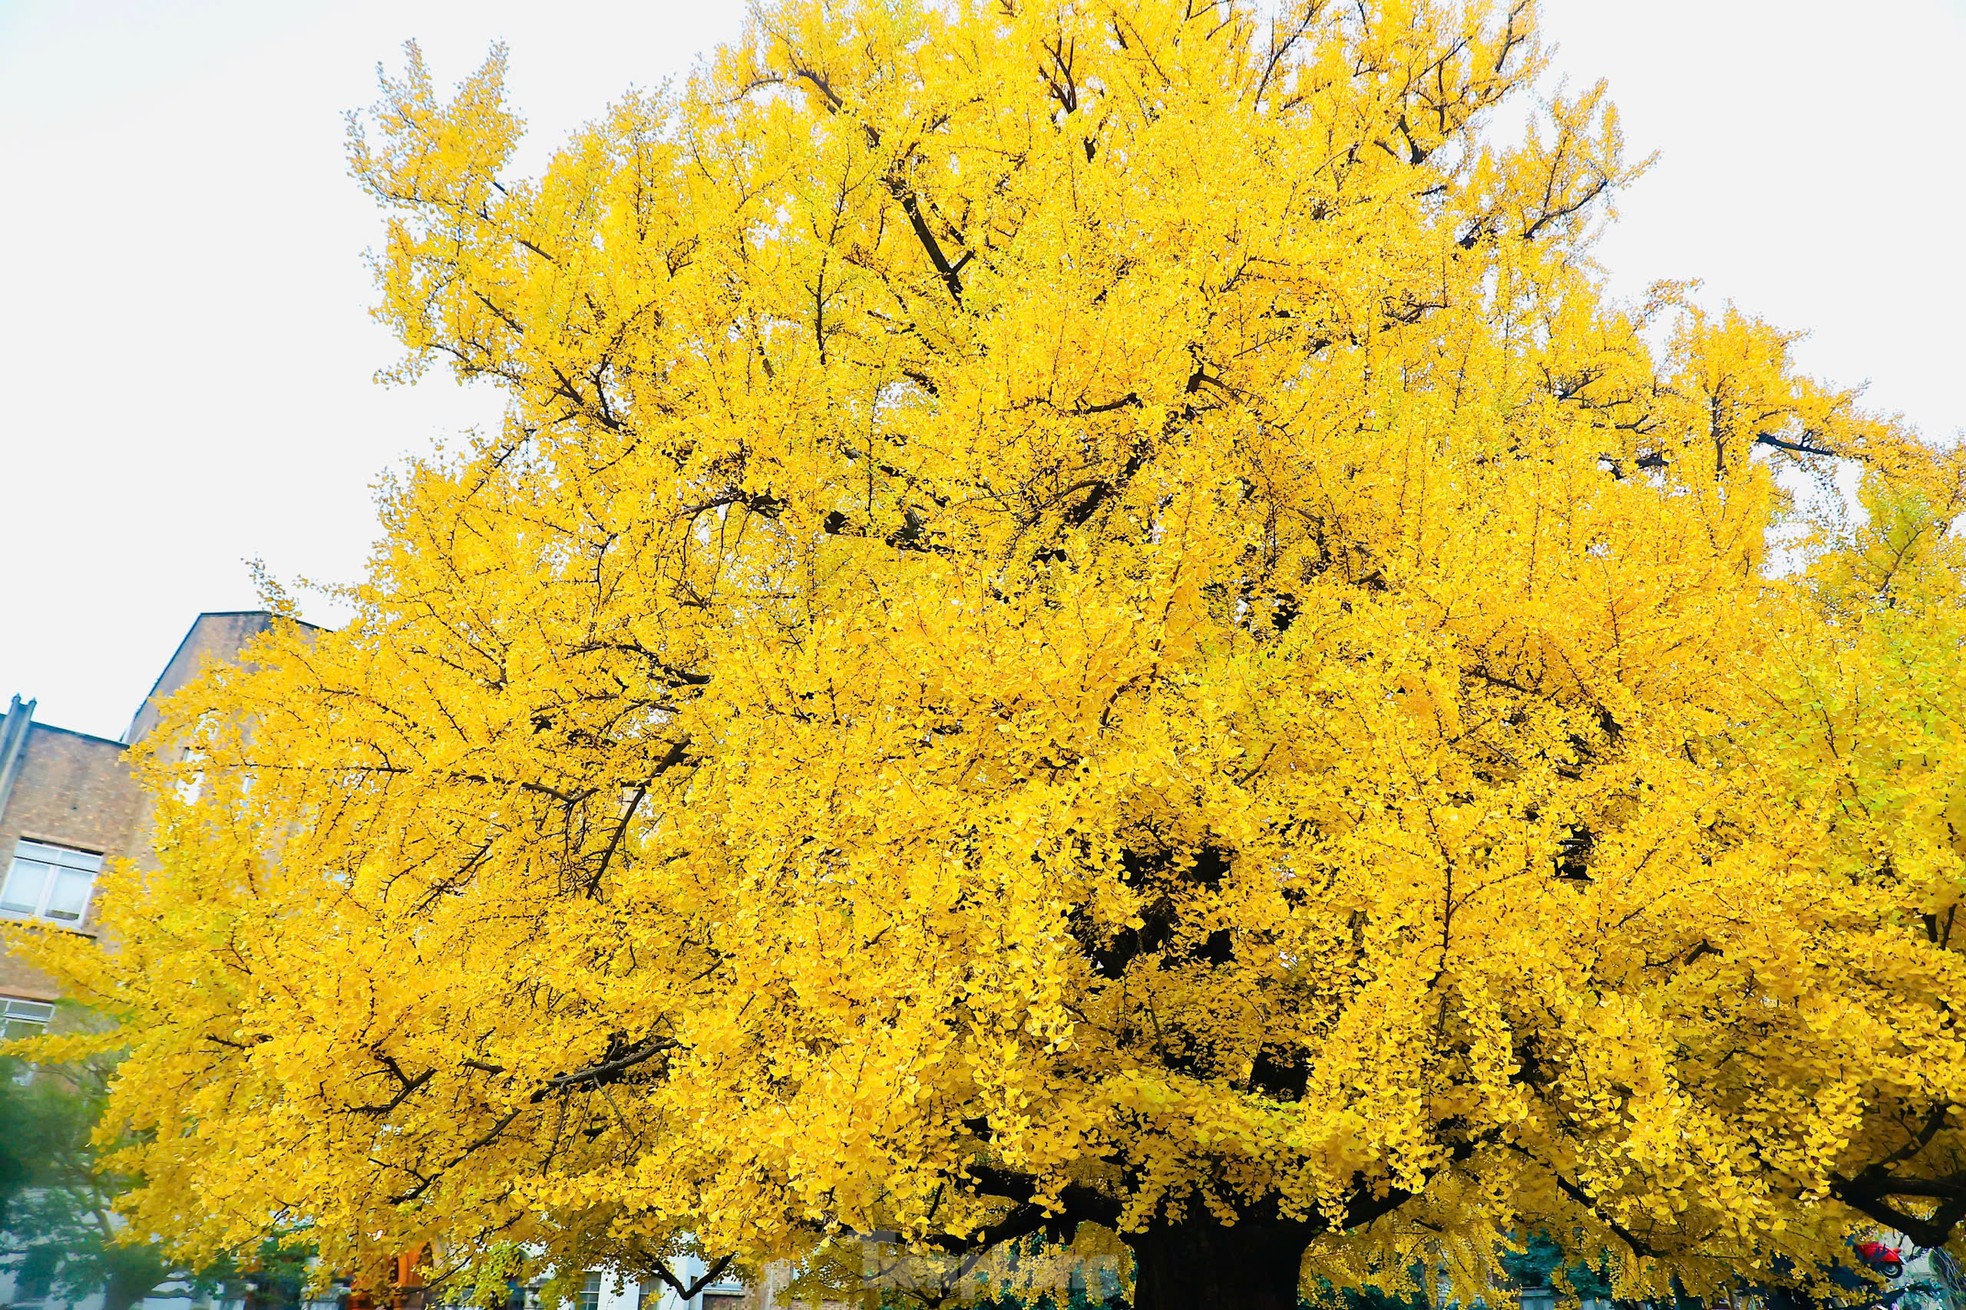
top-left (18, 1), bottom-right (1966, 1306)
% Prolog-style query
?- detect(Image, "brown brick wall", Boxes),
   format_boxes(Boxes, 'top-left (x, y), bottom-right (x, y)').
top-left (1, 610), bottom-right (279, 1010)
top-left (0, 719), bottom-right (141, 1002)
top-left (125, 610), bottom-right (273, 746)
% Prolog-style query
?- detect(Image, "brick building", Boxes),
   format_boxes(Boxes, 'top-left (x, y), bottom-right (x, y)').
top-left (0, 611), bottom-right (276, 1039)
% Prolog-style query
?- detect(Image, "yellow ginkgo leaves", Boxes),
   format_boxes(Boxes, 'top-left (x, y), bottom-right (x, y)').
top-left (15, 1), bottom-right (1966, 1308)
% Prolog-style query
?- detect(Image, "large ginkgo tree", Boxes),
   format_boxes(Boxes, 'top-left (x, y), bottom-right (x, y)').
top-left (19, 1), bottom-right (1966, 1307)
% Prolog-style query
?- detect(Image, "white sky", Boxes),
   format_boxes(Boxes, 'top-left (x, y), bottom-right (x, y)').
top-left (2, 0), bottom-right (1962, 740)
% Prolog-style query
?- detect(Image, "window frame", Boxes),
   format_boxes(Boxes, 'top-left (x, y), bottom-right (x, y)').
top-left (0, 839), bottom-right (104, 926)
top-left (0, 996), bottom-right (55, 1039)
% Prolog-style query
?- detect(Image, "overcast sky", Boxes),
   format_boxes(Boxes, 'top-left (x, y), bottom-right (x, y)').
top-left (2, 0), bottom-right (1962, 740)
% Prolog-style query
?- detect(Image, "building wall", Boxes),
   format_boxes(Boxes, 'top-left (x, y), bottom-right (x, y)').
top-left (0, 718), bottom-right (137, 1001)
top-left (0, 612), bottom-right (279, 1009)
top-left (124, 611), bottom-right (274, 747)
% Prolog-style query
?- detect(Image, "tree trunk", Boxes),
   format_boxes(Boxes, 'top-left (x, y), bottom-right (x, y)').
top-left (1127, 1213), bottom-right (1310, 1310)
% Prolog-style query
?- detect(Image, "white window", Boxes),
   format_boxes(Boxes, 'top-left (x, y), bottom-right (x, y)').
top-left (0, 997), bottom-right (55, 1039)
top-left (0, 840), bottom-right (103, 924)
top-left (577, 1273), bottom-right (605, 1310)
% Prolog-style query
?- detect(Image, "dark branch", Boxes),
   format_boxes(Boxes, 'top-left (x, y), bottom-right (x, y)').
top-left (651, 1256), bottom-right (736, 1300)
top-left (530, 1036), bottom-right (675, 1103)
top-left (886, 173), bottom-right (966, 304)
top-left (1755, 431), bottom-right (1837, 458)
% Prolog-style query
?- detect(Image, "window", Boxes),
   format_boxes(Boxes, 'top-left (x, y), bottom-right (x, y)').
top-left (0, 997), bottom-right (55, 1039)
top-left (0, 840), bottom-right (103, 924)
top-left (577, 1272), bottom-right (605, 1310)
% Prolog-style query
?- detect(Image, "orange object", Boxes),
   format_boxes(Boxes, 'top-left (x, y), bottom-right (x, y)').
top-left (393, 1245), bottom-right (429, 1309)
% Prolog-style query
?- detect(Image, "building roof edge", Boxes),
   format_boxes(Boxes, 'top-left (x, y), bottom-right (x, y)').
top-left (26, 720), bottom-right (129, 750)
top-left (124, 610), bottom-right (296, 744)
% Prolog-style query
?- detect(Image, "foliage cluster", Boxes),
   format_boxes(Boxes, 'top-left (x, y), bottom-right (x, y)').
top-left (0, 1053), bottom-right (172, 1310)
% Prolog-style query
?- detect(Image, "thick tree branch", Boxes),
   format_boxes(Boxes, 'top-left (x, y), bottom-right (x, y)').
top-left (651, 1255), bottom-right (736, 1300)
top-left (1755, 430), bottom-right (1837, 458)
top-left (529, 1036), bottom-right (675, 1103)
top-left (886, 173), bottom-right (966, 304)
